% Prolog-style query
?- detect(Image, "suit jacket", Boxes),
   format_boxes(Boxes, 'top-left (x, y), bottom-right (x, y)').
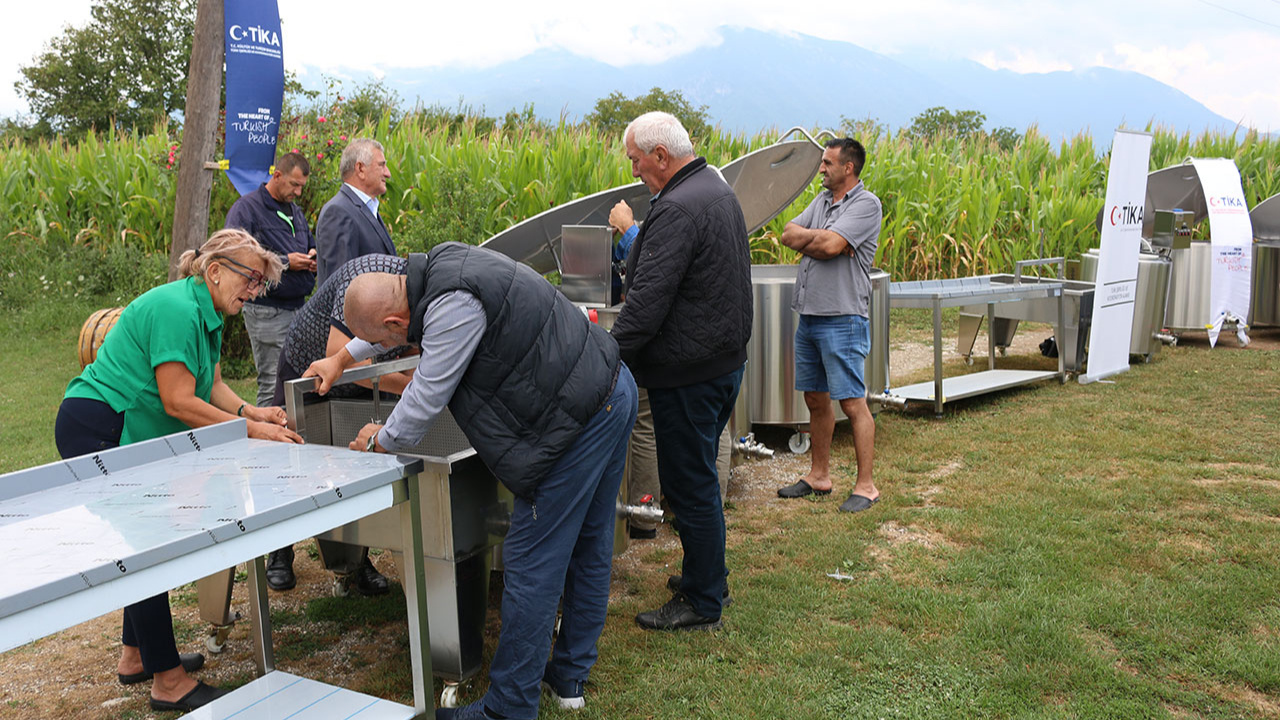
top-left (315, 184), bottom-right (396, 286)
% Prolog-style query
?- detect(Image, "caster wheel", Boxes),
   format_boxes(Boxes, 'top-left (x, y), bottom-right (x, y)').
top-left (788, 432), bottom-right (811, 455)
top-left (205, 625), bottom-right (232, 654)
top-left (331, 577), bottom-right (349, 598)
top-left (963, 355), bottom-right (973, 366)
top-left (440, 683), bottom-right (460, 708)
top-left (998, 346), bottom-right (1008, 357)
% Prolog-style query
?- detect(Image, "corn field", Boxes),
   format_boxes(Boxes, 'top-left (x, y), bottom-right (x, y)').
top-left (2, 114), bottom-right (1277, 286)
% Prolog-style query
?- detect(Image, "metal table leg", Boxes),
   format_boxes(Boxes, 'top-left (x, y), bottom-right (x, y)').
top-left (245, 555), bottom-right (275, 676)
top-left (399, 474), bottom-right (435, 715)
top-left (933, 299), bottom-right (944, 416)
top-left (987, 301), bottom-right (997, 371)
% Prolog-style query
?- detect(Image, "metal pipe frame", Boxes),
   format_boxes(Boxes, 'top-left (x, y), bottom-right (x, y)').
top-left (285, 356), bottom-right (421, 436)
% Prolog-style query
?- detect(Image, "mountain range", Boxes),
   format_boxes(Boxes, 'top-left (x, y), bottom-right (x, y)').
top-left (303, 27), bottom-right (1243, 141)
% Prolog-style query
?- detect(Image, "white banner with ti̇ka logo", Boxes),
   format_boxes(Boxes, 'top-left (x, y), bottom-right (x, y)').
top-left (1189, 158), bottom-right (1253, 346)
top-left (1081, 129), bottom-right (1152, 384)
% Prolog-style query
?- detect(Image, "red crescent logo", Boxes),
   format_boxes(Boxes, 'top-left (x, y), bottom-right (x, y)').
top-left (1209, 196), bottom-right (1219, 207)
top-left (1110, 206), bottom-right (1119, 226)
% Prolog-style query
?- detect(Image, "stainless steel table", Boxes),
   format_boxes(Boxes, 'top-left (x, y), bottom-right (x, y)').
top-left (0, 420), bottom-right (435, 718)
top-left (890, 269), bottom-right (1067, 415)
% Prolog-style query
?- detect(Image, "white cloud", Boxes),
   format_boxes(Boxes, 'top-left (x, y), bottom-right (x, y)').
top-left (0, 0), bottom-right (94, 117)
top-left (2, 0), bottom-right (1277, 130)
top-left (972, 50), bottom-right (1073, 74)
top-left (1095, 32), bottom-right (1280, 130)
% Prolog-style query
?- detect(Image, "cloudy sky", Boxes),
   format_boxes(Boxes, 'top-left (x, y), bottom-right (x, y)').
top-left (3, 0), bottom-right (1278, 130)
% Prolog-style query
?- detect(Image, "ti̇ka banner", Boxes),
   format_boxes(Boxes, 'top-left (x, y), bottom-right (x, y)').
top-left (223, 0), bottom-right (284, 196)
top-left (1189, 158), bottom-right (1253, 347)
top-left (1080, 129), bottom-right (1152, 384)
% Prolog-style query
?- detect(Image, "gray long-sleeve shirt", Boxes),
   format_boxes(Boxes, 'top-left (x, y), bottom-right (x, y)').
top-left (348, 290), bottom-right (486, 453)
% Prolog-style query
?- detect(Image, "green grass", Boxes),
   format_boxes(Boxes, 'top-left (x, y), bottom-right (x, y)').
top-left (0, 293), bottom-right (259, 473)
top-left (3, 295), bottom-right (1280, 717)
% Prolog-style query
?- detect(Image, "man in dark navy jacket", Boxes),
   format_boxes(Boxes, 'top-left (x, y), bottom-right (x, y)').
top-left (224, 151), bottom-right (317, 407)
top-left (611, 111), bottom-right (753, 632)
top-left (315, 138), bottom-right (396, 286)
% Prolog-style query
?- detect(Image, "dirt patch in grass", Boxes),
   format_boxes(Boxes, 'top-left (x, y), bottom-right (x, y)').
top-left (889, 326), bottom-right (1055, 386)
top-left (1079, 628), bottom-right (1142, 678)
top-left (1209, 682), bottom-right (1280, 716)
top-left (1171, 326), bottom-right (1280, 352)
top-left (926, 460), bottom-right (964, 480)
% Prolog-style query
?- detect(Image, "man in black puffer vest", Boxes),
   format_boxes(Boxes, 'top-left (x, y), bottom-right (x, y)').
top-left (306, 242), bottom-right (637, 720)
top-left (612, 111), bottom-right (753, 632)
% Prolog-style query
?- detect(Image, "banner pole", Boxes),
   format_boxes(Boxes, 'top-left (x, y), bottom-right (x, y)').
top-left (167, 0), bottom-right (225, 281)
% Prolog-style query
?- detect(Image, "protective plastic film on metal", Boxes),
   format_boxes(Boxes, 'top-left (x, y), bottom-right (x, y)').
top-left (0, 420), bottom-right (421, 621)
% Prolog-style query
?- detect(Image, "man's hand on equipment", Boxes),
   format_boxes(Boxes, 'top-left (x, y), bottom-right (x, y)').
top-left (351, 423), bottom-right (385, 453)
top-left (303, 352), bottom-right (351, 395)
top-left (608, 200), bottom-right (635, 235)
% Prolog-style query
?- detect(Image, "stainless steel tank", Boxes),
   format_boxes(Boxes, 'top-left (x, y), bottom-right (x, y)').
top-left (746, 265), bottom-right (890, 434)
top-left (1251, 193), bottom-right (1280, 326)
top-left (1163, 240), bottom-right (1214, 332)
top-left (1080, 249), bottom-right (1172, 360)
top-left (1251, 241), bottom-right (1280, 326)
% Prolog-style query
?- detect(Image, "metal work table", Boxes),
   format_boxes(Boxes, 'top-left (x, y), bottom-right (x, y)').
top-left (890, 268), bottom-right (1067, 415)
top-left (0, 420), bottom-right (435, 718)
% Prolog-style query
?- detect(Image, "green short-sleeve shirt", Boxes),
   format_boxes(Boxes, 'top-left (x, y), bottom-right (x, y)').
top-left (65, 277), bottom-right (224, 444)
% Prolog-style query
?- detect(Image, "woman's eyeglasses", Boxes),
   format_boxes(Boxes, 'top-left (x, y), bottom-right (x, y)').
top-left (214, 255), bottom-right (267, 295)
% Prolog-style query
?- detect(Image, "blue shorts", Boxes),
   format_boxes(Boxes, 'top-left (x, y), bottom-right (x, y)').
top-left (794, 314), bottom-right (869, 400)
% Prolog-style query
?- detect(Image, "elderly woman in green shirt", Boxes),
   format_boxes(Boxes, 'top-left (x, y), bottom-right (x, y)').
top-left (54, 228), bottom-right (304, 712)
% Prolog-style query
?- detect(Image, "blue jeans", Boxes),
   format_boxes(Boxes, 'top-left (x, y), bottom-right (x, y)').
top-left (483, 365), bottom-right (638, 720)
top-left (648, 365), bottom-right (744, 619)
top-left (795, 314), bottom-right (870, 400)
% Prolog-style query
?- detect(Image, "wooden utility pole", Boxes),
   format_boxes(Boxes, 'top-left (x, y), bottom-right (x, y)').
top-left (167, 0), bottom-right (224, 280)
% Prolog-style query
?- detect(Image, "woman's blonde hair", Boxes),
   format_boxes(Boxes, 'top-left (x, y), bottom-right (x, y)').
top-left (176, 228), bottom-right (286, 284)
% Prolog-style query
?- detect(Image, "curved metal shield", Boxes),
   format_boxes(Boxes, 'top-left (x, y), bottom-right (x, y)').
top-left (479, 182), bottom-right (651, 275)
top-left (1251, 193), bottom-right (1280, 241)
top-left (719, 137), bottom-right (823, 234)
top-left (480, 128), bottom-right (825, 272)
top-left (1095, 161), bottom-right (1208, 236)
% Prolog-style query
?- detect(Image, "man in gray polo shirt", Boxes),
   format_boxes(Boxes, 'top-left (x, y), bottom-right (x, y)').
top-left (775, 138), bottom-right (883, 513)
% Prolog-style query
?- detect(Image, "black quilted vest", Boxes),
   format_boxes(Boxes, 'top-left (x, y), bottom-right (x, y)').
top-left (406, 243), bottom-right (621, 499)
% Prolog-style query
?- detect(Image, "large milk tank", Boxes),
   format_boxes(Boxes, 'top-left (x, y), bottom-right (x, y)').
top-left (1250, 193), bottom-right (1280, 326)
top-left (1254, 241), bottom-right (1280, 326)
top-left (1079, 249), bottom-right (1173, 360)
top-left (745, 265), bottom-right (890, 448)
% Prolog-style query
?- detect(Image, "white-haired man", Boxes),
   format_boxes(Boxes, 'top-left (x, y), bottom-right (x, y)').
top-left (315, 138), bottom-right (395, 286)
top-left (611, 111), bottom-right (752, 631)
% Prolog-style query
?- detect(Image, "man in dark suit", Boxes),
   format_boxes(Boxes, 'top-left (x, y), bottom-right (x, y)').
top-left (299, 137), bottom-right (395, 594)
top-left (315, 138), bottom-right (395, 286)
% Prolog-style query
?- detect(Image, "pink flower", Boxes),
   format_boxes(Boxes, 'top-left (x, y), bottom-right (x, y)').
top-left (327, 139), bottom-right (334, 146)
top-left (339, 135), bottom-right (348, 141)
top-left (318, 116), bottom-right (327, 123)
top-left (301, 134), bottom-right (308, 140)
top-left (316, 152), bottom-right (325, 159)
top-left (170, 144), bottom-right (178, 150)
top-left (292, 147), bottom-right (300, 153)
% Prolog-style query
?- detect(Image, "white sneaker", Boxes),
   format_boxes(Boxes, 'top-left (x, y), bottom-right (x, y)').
top-left (542, 679), bottom-right (585, 710)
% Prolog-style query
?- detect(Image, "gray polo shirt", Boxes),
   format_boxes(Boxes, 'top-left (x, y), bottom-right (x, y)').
top-left (791, 182), bottom-right (882, 317)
